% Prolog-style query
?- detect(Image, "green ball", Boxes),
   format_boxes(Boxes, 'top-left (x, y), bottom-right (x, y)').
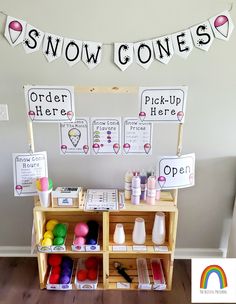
top-left (53, 237), bottom-right (64, 245)
top-left (53, 223), bottom-right (67, 238)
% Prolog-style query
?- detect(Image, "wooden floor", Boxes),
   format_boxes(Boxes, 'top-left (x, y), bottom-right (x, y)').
top-left (0, 258), bottom-right (191, 304)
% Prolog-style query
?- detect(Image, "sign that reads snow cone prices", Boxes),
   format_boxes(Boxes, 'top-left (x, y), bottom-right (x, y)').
top-left (156, 153), bottom-right (195, 190)
top-left (24, 85), bottom-right (75, 122)
top-left (139, 86), bottom-right (187, 123)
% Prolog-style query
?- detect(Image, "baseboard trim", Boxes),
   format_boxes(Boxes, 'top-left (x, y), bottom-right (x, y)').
top-left (0, 246), bottom-right (225, 258)
top-left (174, 248), bottom-right (225, 259)
top-left (0, 246), bottom-right (36, 257)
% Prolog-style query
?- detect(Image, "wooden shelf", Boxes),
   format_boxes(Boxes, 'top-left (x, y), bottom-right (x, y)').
top-left (34, 190), bottom-right (178, 291)
top-left (34, 190), bottom-right (176, 213)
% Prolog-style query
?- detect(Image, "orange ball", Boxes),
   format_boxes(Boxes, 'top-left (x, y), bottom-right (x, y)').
top-left (77, 269), bottom-right (88, 281)
top-left (51, 265), bottom-right (61, 275)
top-left (49, 273), bottom-right (60, 284)
top-left (85, 257), bottom-right (98, 269)
top-left (48, 254), bottom-right (62, 267)
top-left (88, 268), bottom-right (97, 281)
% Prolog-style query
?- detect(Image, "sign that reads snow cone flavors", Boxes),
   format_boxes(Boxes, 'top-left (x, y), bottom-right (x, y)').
top-left (24, 85), bottom-right (75, 122)
top-left (156, 153), bottom-right (195, 190)
top-left (91, 118), bottom-right (121, 155)
top-left (139, 87), bottom-right (187, 123)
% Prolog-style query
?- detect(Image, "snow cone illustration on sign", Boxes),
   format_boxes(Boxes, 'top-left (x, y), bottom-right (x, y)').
top-left (200, 265), bottom-right (227, 289)
top-left (68, 128), bottom-right (81, 147)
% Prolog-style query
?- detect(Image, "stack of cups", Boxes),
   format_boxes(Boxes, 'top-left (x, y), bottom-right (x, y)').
top-left (36, 177), bottom-right (53, 208)
top-left (146, 176), bottom-right (156, 205)
top-left (132, 218), bottom-right (146, 244)
top-left (113, 223), bottom-right (125, 244)
top-left (140, 171), bottom-right (147, 201)
top-left (124, 170), bottom-right (133, 200)
top-left (131, 174), bottom-right (141, 205)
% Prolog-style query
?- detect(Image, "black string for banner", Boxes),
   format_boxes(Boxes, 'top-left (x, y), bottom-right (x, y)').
top-left (0, 3), bottom-right (234, 45)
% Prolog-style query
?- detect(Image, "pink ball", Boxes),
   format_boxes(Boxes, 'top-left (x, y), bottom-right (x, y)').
top-left (74, 236), bottom-right (86, 246)
top-left (74, 222), bottom-right (89, 237)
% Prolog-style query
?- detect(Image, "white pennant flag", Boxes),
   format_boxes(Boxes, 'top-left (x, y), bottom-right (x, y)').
top-left (82, 41), bottom-right (102, 69)
top-left (63, 38), bottom-right (82, 67)
top-left (134, 40), bottom-right (154, 70)
top-left (209, 11), bottom-right (234, 41)
top-left (23, 24), bottom-right (44, 54)
top-left (190, 21), bottom-right (214, 51)
top-left (114, 43), bottom-right (133, 71)
top-left (43, 32), bottom-right (63, 63)
top-left (152, 35), bottom-right (174, 64)
top-left (172, 29), bottom-right (193, 59)
top-left (4, 16), bottom-right (26, 47)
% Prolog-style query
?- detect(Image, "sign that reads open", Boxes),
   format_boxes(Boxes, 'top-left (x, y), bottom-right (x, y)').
top-left (24, 85), bottom-right (75, 122)
top-left (156, 153), bottom-right (195, 190)
top-left (139, 86), bottom-right (188, 123)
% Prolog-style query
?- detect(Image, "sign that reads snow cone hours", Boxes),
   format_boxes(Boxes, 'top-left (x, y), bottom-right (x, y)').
top-left (24, 85), bottom-right (75, 122)
top-left (139, 86), bottom-right (187, 123)
top-left (156, 153), bottom-right (195, 190)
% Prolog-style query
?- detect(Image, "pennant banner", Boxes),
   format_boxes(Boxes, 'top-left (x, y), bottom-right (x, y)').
top-left (2, 10), bottom-right (234, 70)
top-left (23, 24), bottom-right (44, 54)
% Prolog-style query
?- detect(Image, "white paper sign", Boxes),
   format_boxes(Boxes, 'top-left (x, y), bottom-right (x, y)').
top-left (123, 118), bottom-right (153, 155)
top-left (82, 41), bottom-right (102, 69)
top-left (139, 86), bottom-right (187, 123)
top-left (13, 151), bottom-right (48, 196)
top-left (152, 35), bottom-right (174, 64)
top-left (43, 32), bottom-right (63, 62)
top-left (172, 29), bottom-right (193, 59)
top-left (59, 118), bottom-right (90, 155)
top-left (4, 16), bottom-right (27, 47)
top-left (91, 118), bottom-right (121, 155)
top-left (63, 38), bottom-right (82, 66)
top-left (24, 85), bottom-right (75, 122)
top-left (156, 153), bottom-right (195, 190)
top-left (190, 21), bottom-right (214, 51)
top-left (134, 40), bottom-right (154, 70)
top-left (23, 24), bottom-right (44, 54)
top-left (114, 43), bottom-right (134, 71)
top-left (209, 11), bottom-right (234, 41)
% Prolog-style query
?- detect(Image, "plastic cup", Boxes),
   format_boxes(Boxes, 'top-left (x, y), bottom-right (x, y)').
top-left (38, 189), bottom-right (52, 207)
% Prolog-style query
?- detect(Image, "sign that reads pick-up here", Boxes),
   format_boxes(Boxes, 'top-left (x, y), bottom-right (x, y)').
top-left (24, 85), bottom-right (75, 122)
top-left (139, 86), bottom-right (188, 123)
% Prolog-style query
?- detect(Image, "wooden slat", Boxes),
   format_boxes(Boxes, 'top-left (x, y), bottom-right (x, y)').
top-left (74, 86), bottom-right (138, 94)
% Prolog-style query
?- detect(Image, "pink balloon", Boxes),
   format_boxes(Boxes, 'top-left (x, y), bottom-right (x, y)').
top-left (214, 15), bottom-right (228, 28)
top-left (9, 21), bottom-right (22, 32)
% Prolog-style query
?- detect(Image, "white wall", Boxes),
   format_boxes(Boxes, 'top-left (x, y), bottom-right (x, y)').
top-left (0, 0), bottom-right (236, 253)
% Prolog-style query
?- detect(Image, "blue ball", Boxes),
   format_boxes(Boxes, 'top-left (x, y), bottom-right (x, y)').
top-left (61, 256), bottom-right (73, 269)
top-left (60, 274), bottom-right (70, 284)
top-left (61, 267), bottom-right (72, 276)
top-left (86, 238), bottom-right (97, 245)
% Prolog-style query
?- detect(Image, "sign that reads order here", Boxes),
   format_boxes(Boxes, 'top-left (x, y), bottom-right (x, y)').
top-left (139, 86), bottom-right (187, 122)
top-left (24, 85), bottom-right (75, 122)
top-left (156, 153), bottom-right (195, 190)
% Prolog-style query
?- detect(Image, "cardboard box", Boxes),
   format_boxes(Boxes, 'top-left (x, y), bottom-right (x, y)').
top-left (52, 187), bottom-right (82, 208)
